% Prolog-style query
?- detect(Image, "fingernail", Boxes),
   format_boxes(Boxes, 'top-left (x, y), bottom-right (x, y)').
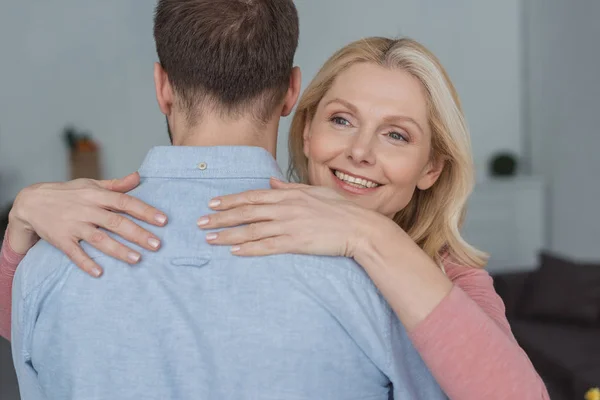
top-left (209, 199), bottom-right (221, 208)
top-left (197, 217), bottom-right (210, 226)
top-left (91, 267), bottom-right (103, 278)
top-left (148, 238), bottom-right (160, 249)
top-left (206, 233), bottom-right (218, 241)
top-left (231, 246), bottom-right (241, 253)
top-left (128, 252), bottom-right (141, 263)
top-left (155, 214), bottom-right (167, 225)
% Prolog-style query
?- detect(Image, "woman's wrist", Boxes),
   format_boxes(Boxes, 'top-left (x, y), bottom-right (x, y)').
top-left (6, 190), bottom-right (40, 255)
top-left (6, 220), bottom-right (39, 255)
top-left (353, 217), bottom-right (453, 331)
top-left (352, 214), bottom-right (408, 266)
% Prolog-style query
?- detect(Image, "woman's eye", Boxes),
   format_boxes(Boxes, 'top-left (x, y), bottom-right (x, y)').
top-left (331, 116), bottom-right (351, 126)
top-left (387, 131), bottom-right (408, 142)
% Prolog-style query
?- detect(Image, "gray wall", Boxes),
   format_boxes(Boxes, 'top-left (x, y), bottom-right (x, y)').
top-left (0, 1), bottom-right (166, 207)
top-left (527, 0), bottom-right (600, 260)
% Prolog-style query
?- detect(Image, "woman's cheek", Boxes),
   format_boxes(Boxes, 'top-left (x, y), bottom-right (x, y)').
top-left (380, 152), bottom-right (426, 186)
top-left (308, 129), bottom-right (344, 161)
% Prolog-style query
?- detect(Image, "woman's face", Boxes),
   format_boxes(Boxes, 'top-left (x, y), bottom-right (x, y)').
top-left (303, 62), bottom-right (443, 218)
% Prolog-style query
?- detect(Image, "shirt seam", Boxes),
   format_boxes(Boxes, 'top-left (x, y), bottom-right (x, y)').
top-left (21, 252), bottom-right (71, 300)
top-left (20, 252), bottom-right (72, 363)
top-left (385, 305), bottom-right (394, 373)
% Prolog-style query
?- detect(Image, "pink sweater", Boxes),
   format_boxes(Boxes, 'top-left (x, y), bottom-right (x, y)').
top-left (0, 234), bottom-right (549, 399)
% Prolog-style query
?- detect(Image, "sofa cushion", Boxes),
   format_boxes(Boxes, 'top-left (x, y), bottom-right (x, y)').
top-left (512, 320), bottom-right (600, 370)
top-left (519, 252), bottom-right (600, 325)
top-left (492, 272), bottom-right (530, 319)
top-left (511, 320), bottom-right (600, 399)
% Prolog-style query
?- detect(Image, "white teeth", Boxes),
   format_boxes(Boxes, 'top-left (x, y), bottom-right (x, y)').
top-left (334, 170), bottom-right (380, 189)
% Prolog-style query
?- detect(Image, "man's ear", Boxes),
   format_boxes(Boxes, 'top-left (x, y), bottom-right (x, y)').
top-left (154, 62), bottom-right (174, 116)
top-left (282, 67), bottom-right (302, 117)
top-left (417, 158), bottom-right (445, 190)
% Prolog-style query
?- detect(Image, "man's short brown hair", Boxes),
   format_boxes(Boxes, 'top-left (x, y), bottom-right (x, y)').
top-left (154, 0), bottom-right (299, 124)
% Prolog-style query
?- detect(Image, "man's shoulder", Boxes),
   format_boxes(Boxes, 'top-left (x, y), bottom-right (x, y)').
top-left (14, 240), bottom-right (70, 300)
top-left (276, 253), bottom-right (381, 291)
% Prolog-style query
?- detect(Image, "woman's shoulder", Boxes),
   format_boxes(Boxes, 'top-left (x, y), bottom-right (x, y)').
top-left (441, 252), bottom-right (492, 283)
top-left (440, 251), bottom-right (514, 336)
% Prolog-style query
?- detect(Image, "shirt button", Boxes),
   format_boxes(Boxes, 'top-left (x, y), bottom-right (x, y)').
top-left (197, 162), bottom-right (207, 170)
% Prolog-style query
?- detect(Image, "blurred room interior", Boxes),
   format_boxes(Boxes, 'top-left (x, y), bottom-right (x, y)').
top-left (1, 1), bottom-right (599, 399)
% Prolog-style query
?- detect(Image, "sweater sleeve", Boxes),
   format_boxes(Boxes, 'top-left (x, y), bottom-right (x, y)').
top-left (408, 261), bottom-right (550, 400)
top-left (0, 232), bottom-right (26, 341)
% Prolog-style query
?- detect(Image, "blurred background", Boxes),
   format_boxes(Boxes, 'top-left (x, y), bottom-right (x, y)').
top-left (1, 1), bottom-right (598, 399)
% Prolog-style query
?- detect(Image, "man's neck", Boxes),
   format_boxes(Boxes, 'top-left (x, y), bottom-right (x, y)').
top-left (172, 115), bottom-right (279, 158)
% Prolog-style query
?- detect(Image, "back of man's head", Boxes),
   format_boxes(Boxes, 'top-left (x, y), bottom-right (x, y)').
top-left (153, 0), bottom-right (299, 125)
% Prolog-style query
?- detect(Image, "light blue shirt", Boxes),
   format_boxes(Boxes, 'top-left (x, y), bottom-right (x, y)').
top-left (12, 146), bottom-right (446, 400)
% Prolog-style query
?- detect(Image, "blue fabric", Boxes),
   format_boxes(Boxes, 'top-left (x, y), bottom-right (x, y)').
top-left (12, 146), bottom-right (446, 399)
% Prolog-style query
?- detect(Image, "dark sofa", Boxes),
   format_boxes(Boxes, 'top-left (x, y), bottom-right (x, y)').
top-left (0, 203), bottom-right (10, 242)
top-left (493, 253), bottom-right (600, 400)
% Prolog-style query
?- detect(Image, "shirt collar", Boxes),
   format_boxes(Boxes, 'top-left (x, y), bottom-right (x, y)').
top-left (138, 146), bottom-right (285, 180)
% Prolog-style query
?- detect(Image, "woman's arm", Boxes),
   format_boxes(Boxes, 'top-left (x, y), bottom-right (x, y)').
top-left (0, 231), bottom-right (27, 340)
top-left (355, 223), bottom-right (549, 400)
top-left (442, 259), bottom-right (514, 337)
top-left (0, 212), bottom-right (39, 340)
top-left (200, 181), bottom-right (550, 400)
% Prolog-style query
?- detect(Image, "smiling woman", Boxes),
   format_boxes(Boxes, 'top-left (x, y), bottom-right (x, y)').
top-left (289, 37), bottom-right (485, 267)
top-left (301, 63), bottom-right (439, 218)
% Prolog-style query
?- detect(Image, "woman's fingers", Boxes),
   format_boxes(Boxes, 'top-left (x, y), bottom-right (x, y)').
top-left (205, 222), bottom-right (285, 245)
top-left (208, 188), bottom-right (298, 211)
top-left (102, 191), bottom-right (167, 227)
top-left (98, 172), bottom-right (141, 192)
top-left (90, 208), bottom-right (161, 252)
top-left (198, 204), bottom-right (288, 229)
top-left (230, 236), bottom-right (295, 257)
top-left (80, 225), bottom-right (142, 265)
top-left (94, 173), bottom-right (168, 226)
top-left (61, 241), bottom-right (104, 278)
top-left (269, 178), bottom-right (310, 190)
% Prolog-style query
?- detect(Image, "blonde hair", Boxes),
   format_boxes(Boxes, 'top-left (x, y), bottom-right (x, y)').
top-left (288, 37), bottom-right (488, 268)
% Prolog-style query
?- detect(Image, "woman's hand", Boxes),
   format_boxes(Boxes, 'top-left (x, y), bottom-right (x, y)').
top-left (197, 178), bottom-right (393, 258)
top-left (7, 173), bottom-right (167, 277)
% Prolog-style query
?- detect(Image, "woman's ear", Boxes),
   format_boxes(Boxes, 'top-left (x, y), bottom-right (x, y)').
top-left (303, 116), bottom-right (312, 158)
top-left (417, 158), bottom-right (445, 190)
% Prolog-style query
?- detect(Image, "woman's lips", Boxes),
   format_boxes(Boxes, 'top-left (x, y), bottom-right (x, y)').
top-left (330, 169), bottom-right (382, 195)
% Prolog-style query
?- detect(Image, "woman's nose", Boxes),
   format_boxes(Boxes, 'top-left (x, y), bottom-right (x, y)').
top-left (347, 132), bottom-right (376, 166)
